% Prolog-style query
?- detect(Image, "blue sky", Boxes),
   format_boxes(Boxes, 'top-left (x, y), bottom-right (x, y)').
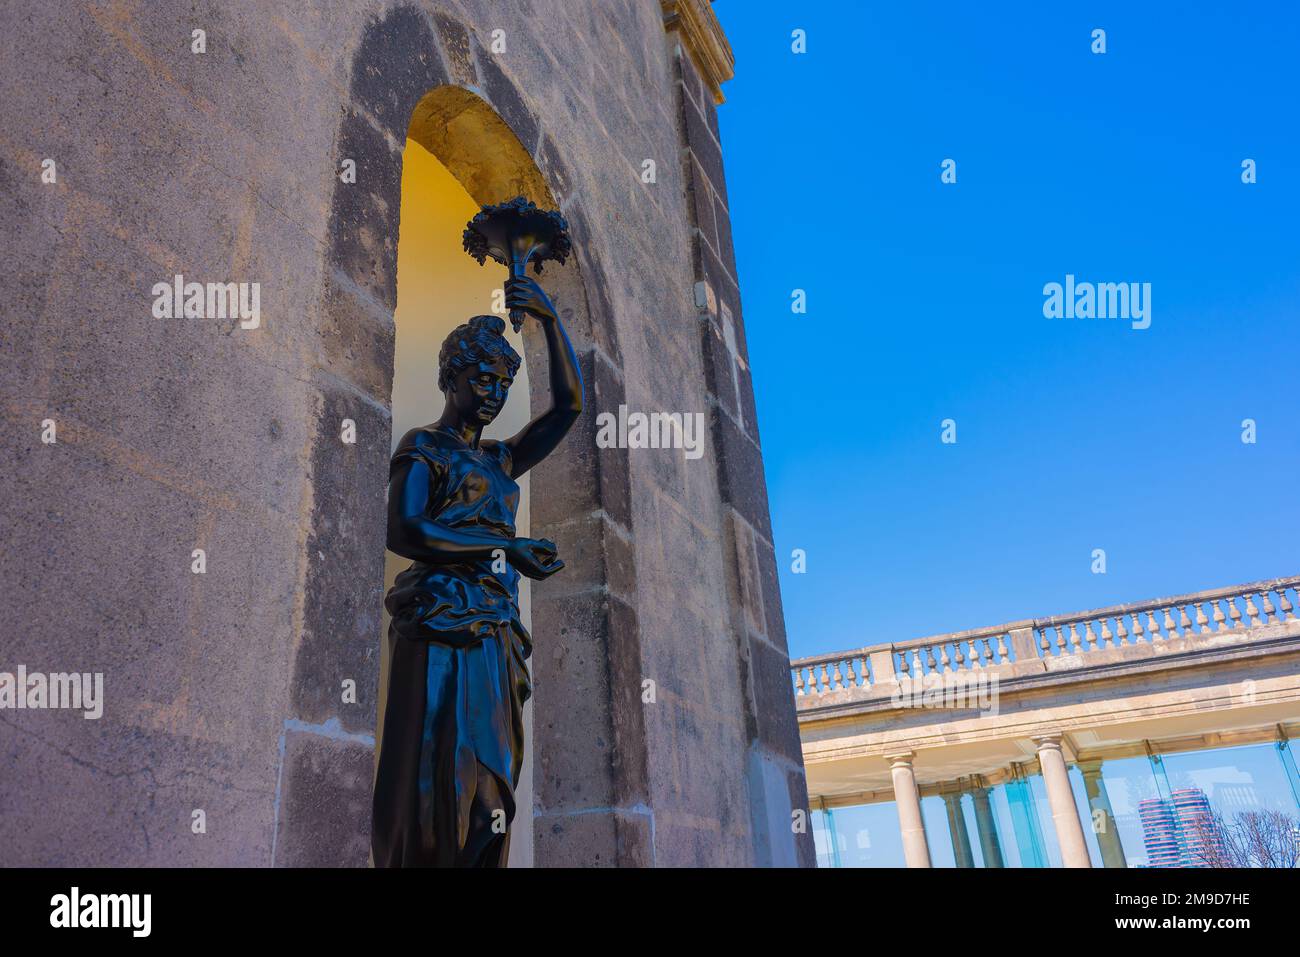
top-left (714, 2), bottom-right (1300, 660)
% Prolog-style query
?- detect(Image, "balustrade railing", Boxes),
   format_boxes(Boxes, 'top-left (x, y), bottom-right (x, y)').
top-left (791, 576), bottom-right (1300, 700)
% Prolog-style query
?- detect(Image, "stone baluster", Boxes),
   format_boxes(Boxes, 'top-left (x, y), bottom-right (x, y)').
top-left (996, 633), bottom-right (1010, 663)
top-left (1260, 591), bottom-right (1276, 625)
top-left (953, 639), bottom-right (966, 670)
top-left (938, 644), bottom-right (951, 673)
top-left (1083, 620), bottom-right (1098, 651)
top-left (924, 646), bottom-right (938, 674)
top-left (1054, 624), bottom-right (1067, 654)
top-left (818, 663), bottom-right (830, 693)
top-left (1038, 627), bottom-right (1051, 656)
top-left (1244, 592), bottom-right (1262, 627)
top-left (831, 660), bottom-right (845, 690)
top-left (912, 648), bottom-right (925, 676)
top-left (1162, 607), bottom-right (1177, 638)
top-left (1211, 598), bottom-right (1227, 631)
top-left (1194, 601), bottom-right (1210, 633)
top-left (1278, 587), bottom-right (1295, 622)
top-left (1227, 597), bottom-right (1243, 629)
top-left (1067, 623), bottom-right (1082, 653)
top-left (1114, 614), bottom-right (1128, 646)
top-left (794, 667), bottom-right (806, 696)
top-left (1099, 616), bottom-right (1113, 649)
top-left (1130, 612), bottom-right (1145, 643)
top-left (1145, 610), bottom-right (1162, 640)
top-left (1177, 604), bottom-right (1192, 638)
top-left (968, 638), bottom-right (983, 669)
top-left (897, 650), bottom-right (909, 677)
top-left (982, 638), bottom-right (994, 667)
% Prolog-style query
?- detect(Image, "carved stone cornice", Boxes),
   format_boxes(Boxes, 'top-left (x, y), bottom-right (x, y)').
top-left (661, 0), bottom-right (735, 104)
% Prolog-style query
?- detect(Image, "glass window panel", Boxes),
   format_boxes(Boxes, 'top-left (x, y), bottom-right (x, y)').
top-left (921, 795), bottom-right (955, 867)
top-left (816, 802), bottom-right (909, 867)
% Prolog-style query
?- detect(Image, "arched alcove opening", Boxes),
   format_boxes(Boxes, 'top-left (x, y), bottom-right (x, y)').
top-left (376, 85), bottom-right (593, 867)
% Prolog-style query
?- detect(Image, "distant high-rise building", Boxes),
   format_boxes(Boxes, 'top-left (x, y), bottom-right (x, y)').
top-left (1174, 788), bottom-right (1226, 866)
top-left (1138, 797), bottom-right (1184, 867)
top-left (1138, 788), bottom-right (1224, 867)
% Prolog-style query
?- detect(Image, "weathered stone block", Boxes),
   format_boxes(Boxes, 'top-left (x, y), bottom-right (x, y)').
top-left (747, 637), bottom-right (803, 765)
top-left (712, 405), bottom-right (774, 541)
top-left (293, 380), bottom-right (387, 733)
top-left (348, 6), bottom-right (449, 142)
top-left (274, 730), bottom-right (373, 867)
top-left (534, 807), bottom-right (653, 867)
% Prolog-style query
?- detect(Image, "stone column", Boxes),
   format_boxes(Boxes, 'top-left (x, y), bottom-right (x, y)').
top-left (941, 788), bottom-right (975, 868)
top-left (970, 785), bottom-right (1005, 867)
top-left (888, 752), bottom-right (931, 868)
top-left (1078, 759), bottom-right (1127, 868)
top-left (1034, 734), bottom-right (1092, 868)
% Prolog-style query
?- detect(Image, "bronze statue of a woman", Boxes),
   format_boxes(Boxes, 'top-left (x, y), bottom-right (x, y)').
top-left (372, 274), bottom-right (582, 867)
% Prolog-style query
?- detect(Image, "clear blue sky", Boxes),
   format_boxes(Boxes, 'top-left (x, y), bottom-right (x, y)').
top-left (714, 1), bottom-right (1300, 661)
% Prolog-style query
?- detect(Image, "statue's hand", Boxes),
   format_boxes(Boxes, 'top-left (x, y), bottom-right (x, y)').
top-left (504, 277), bottom-right (557, 323)
top-left (506, 536), bottom-right (565, 580)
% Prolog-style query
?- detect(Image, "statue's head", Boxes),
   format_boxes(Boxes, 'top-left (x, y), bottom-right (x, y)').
top-left (438, 315), bottom-right (522, 427)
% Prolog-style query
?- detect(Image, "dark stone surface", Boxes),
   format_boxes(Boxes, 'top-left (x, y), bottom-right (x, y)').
top-left (327, 109), bottom-right (403, 311)
top-left (528, 350), bottom-right (603, 529)
top-left (690, 230), bottom-right (752, 369)
top-left (348, 5), bottom-right (449, 142)
top-left (713, 186), bottom-right (736, 272)
top-left (315, 271), bottom-right (396, 405)
top-left (476, 50), bottom-right (540, 154)
top-left (681, 89), bottom-right (729, 213)
top-left (275, 731), bottom-right (373, 867)
top-left (592, 351), bottom-right (634, 531)
top-left (699, 314), bottom-right (739, 417)
top-left (712, 405), bottom-right (774, 542)
top-left (787, 765), bottom-right (818, 867)
top-left (293, 381), bottom-right (386, 734)
top-left (755, 535), bottom-right (789, 652)
top-left (747, 637), bottom-right (804, 766)
top-left (529, 589), bottom-right (618, 811)
top-left (606, 592), bottom-right (649, 809)
top-left (431, 9), bottom-right (479, 87)
top-left (734, 349), bottom-right (761, 445)
top-left (685, 153), bottom-right (719, 255)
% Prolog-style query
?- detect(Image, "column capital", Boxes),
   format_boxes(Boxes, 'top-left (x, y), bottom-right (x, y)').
top-left (1032, 732), bottom-right (1064, 750)
top-left (885, 750), bottom-right (917, 768)
top-left (1076, 758), bottom-right (1105, 776)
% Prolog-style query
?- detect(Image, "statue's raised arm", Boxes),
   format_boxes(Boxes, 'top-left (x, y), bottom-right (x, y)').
top-left (500, 274), bottom-right (584, 477)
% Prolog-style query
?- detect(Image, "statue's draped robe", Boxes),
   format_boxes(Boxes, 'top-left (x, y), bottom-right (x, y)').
top-left (372, 427), bottom-right (531, 868)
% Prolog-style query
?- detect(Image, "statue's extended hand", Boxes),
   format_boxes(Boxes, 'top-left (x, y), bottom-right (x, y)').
top-left (506, 536), bottom-right (565, 580)
top-left (504, 277), bottom-right (557, 323)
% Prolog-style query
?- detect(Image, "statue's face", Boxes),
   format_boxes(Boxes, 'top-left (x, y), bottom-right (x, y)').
top-left (448, 355), bottom-right (514, 426)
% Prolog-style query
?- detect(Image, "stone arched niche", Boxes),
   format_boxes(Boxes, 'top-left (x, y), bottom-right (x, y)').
top-left (381, 85), bottom-right (592, 868)
top-left (294, 4), bottom-right (644, 868)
